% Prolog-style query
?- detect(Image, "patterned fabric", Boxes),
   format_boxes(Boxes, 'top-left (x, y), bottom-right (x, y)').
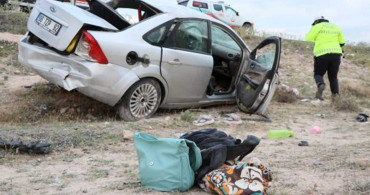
top-left (199, 158), bottom-right (273, 195)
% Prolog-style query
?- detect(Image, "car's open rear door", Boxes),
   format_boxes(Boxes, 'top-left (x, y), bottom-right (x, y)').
top-left (235, 36), bottom-right (281, 115)
top-left (27, 0), bottom-right (120, 51)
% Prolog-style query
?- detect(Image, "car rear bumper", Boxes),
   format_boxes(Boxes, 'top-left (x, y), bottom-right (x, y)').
top-left (18, 35), bottom-right (139, 106)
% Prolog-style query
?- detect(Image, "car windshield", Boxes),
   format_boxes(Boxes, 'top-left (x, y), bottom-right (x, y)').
top-left (212, 25), bottom-right (240, 51)
top-left (225, 6), bottom-right (237, 16)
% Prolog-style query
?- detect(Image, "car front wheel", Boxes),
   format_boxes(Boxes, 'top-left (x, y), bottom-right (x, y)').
top-left (116, 78), bottom-right (161, 121)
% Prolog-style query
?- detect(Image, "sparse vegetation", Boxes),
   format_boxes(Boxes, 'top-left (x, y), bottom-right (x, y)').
top-left (331, 95), bottom-right (360, 112)
top-left (0, 83), bottom-right (117, 123)
top-left (0, 9), bottom-right (29, 34)
top-left (344, 42), bottom-right (370, 67)
top-left (86, 169), bottom-right (110, 181)
top-left (0, 40), bottom-right (31, 75)
top-left (273, 88), bottom-right (298, 103)
top-left (0, 40), bottom-right (17, 57)
top-left (180, 110), bottom-right (196, 122)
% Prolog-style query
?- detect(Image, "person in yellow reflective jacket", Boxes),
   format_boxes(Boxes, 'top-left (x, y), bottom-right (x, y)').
top-left (306, 16), bottom-right (345, 100)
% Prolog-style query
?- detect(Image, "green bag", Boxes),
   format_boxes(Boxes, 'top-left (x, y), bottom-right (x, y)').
top-left (134, 132), bottom-right (202, 192)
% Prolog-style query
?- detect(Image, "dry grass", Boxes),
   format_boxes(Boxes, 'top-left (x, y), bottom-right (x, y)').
top-left (0, 9), bottom-right (29, 34)
top-left (341, 80), bottom-right (370, 98)
top-left (0, 83), bottom-right (117, 123)
top-left (0, 40), bottom-right (31, 76)
top-left (273, 88), bottom-right (298, 103)
top-left (180, 110), bottom-right (196, 122)
top-left (344, 42), bottom-right (370, 67)
top-left (0, 40), bottom-right (18, 57)
top-left (330, 80), bottom-right (369, 112)
top-left (331, 95), bottom-right (360, 112)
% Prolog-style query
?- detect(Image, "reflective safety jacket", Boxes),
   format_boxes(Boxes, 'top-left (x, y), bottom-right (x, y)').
top-left (306, 22), bottom-right (345, 57)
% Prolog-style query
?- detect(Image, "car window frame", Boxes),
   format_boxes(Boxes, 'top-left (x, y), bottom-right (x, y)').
top-left (163, 18), bottom-right (212, 55)
top-left (210, 22), bottom-right (245, 54)
top-left (213, 4), bottom-right (224, 12)
top-left (225, 6), bottom-right (238, 16)
top-left (143, 20), bottom-right (175, 46)
top-left (211, 24), bottom-right (242, 52)
top-left (178, 0), bottom-right (189, 6)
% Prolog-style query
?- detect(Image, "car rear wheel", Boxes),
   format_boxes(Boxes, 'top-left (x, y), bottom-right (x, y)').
top-left (116, 78), bottom-right (161, 121)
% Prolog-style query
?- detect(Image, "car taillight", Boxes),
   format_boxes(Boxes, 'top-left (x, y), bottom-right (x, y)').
top-left (75, 30), bottom-right (108, 64)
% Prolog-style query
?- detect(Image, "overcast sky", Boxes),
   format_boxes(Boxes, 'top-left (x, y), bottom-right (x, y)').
top-left (223, 0), bottom-right (370, 43)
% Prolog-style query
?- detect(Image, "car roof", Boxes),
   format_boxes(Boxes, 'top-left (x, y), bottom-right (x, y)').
top-left (142, 0), bottom-right (223, 24)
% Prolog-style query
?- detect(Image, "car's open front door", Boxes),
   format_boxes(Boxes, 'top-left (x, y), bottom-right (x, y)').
top-left (236, 36), bottom-right (281, 115)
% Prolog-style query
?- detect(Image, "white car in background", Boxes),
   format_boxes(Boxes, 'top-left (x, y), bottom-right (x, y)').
top-left (178, 0), bottom-right (253, 31)
top-left (18, 0), bottom-right (280, 121)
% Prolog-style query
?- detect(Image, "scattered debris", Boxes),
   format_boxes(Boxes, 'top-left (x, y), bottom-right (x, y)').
top-left (122, 130), bottom-right (134, 140)
top-left (267, 129), bottom-right (294, 139)
top-left (310, 99), bottom-right (323, 104)
top-left (315, 113), bottom-right (326, 118)
top-left (39, 104), bottom-right (48, 115)
top-left (116, 183), bottom-right (125, 191)
top-left (193, 115), bottom-right (215, 126)
top-left (313, 161), bottom-right (323, 166)
top-left (291, 88), bottom-right (300, 97)
top-left (298, 141), bottom-right (309, 146)
top-left (275, 83), bottom-right (300, 103)
top-left (356, 113), bottom-right (369, 122)
top-left (223, 113), bottom-right (242, 124)
top-left (0, 137), bottom-right (52, 154)
top-left (310, 126), bottom-right (321, 134)
top-left (279, 84), bottom-right (300, 97)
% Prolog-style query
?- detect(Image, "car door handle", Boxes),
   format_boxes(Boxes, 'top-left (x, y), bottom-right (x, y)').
top-left (168, 59), bottom-right (182, 65)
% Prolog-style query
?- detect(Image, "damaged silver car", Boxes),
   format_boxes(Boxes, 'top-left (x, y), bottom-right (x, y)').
top-left (18, 0), bottom-right (281, 121)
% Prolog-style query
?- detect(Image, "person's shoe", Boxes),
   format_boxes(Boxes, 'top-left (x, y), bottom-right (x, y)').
top-left (315, 84), bottom-right (325, 100)
top-left (331, 93), bottom-right (340, 100)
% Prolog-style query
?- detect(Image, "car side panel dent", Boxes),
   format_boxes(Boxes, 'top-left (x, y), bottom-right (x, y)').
top-left (18, 37), bottom-right (140, 106)
top-left (77, 70), bottom-right (140, 106)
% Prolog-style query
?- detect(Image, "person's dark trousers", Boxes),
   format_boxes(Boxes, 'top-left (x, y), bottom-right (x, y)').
top-left (313, 53), bottom-right (341, 95)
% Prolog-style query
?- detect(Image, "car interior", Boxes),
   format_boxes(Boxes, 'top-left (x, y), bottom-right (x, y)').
top-left (207, 25), bottom-right (243, 96)
top-left (87, 0), bottom-right (161, 30)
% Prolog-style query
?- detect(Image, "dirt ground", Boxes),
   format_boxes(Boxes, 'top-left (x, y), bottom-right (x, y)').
top-left (0, 33), bottom-right (369, 195)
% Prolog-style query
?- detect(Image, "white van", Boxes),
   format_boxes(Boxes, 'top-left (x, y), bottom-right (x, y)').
top-left (178, 0), bottom-right (253, 31)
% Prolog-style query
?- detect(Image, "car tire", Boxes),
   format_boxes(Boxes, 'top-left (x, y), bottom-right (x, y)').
top-left (116, 78), bottom-right (162, 121)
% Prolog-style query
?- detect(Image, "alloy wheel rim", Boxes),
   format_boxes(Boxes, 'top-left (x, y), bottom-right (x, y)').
top-left (129, 83), bottom-right (158, 118)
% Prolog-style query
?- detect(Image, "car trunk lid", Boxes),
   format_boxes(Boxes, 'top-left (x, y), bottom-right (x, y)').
top-left (27, 0), bottom-right (118, 51)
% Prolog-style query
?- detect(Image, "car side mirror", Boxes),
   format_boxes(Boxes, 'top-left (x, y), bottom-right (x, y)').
top-left (236, 12), bottom-right (239, 16)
